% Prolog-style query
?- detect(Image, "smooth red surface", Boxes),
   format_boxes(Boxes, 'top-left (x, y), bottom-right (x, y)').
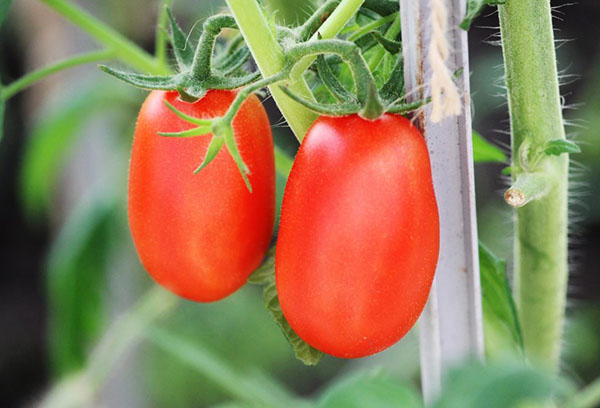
top-left (276, 114), bottom-right (439, 358)
top-left (129, 90), bottom-right (275, 302)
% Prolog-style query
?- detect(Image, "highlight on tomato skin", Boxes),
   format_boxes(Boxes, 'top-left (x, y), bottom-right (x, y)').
top-left (275, 113), bottom-right (440, 358)
top-left (128, 90), bottom-right (276, 302)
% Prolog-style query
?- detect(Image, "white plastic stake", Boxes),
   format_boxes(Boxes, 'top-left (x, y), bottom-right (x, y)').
top-left (399, 0), bottom-right (484, 403)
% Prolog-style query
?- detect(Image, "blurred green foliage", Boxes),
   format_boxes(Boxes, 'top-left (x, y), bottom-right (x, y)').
top-left (1, 0), bottom-right (599, 407)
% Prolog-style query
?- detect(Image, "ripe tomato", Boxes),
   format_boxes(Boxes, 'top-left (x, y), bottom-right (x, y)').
top-left (276, 114), bottom-right (439, 358)
top-left (129, 90), bottom-right (275, 302)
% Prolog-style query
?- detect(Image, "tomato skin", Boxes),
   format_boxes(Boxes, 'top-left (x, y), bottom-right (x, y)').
top-left (276, 114), bottom-right (439, 358)
top-left (129, 90), bottom-right (275, 302)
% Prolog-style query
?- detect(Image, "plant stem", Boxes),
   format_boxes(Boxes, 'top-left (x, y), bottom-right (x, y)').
top-left (499, 0), bottom-right (569, 371)
top-left (155, 0), bottom-right (174, 71)
top-left (1, 49), bottom-right (115, 100)
top-left (38, 0), bottom-right (166, 74)
top-left (226, 0), bottom-right (316, 141)
top-left (227, 0), bottom-right (365, 141)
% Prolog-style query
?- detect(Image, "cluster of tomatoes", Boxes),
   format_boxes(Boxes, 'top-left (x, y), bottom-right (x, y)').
top-left (129, 88), bottom-right (439, 358)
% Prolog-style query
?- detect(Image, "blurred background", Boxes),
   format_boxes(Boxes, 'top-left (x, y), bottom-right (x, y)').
top-left (0, 0), bottom-right (598, 407)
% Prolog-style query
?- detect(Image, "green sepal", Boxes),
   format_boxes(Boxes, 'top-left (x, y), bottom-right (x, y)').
top-left (194, 135), bottom-right (225, 173)
top-left (248, 247), bottom-right (324, 366)
top-left (370, 31), bottom-right (402, 54)
top-left (386, 99), bottom-right (428, 114)
top-left (166, 7), bottom-right (195, 70)
top-left (501, 166), bottom-right (514, 176)
top-left (99, 65), bottom-right (182, 90)
top-left (461, 0), bottom-right (506, 31)
top-left (543, 139), bottom-right (581, 156)
top-left (279, 85), bottom-right (361, 116)
top-left (158, 126), bottom-right (211, 138)
top-left (316, 55), bottom-right (355, 103)
top-left (163, 100), bottom-right (211, 126)
top-left (211, 119), bottom-right (252, 192)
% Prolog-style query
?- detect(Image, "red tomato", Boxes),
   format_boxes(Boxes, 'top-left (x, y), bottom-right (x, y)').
top-left (276, 114), bottom-right (439, 358)
top-left (129, 90), bottom-right (275, 302)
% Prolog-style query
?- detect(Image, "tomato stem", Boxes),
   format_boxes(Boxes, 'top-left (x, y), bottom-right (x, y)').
top-left (226, 0), bottom-right (365, 141)
top-left (499, 0), bottom-right (570, 371)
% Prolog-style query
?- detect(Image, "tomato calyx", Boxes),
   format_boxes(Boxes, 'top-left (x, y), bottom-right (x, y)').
top-left (100, 10), bottom-right (259, 101)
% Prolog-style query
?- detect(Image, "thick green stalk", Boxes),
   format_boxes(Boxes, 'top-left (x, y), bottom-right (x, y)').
top-left (39, 0), bottom-right (166, 74)
top-left (499, 0), bottom-right (569, 371)
top-left (226, 0), bottom-right (364, 141)
top-left (226, 0), bottom-right (315, 140)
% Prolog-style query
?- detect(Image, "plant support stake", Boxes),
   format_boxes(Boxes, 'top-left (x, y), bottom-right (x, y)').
top-left (399, 0), bottom-right (484, 403)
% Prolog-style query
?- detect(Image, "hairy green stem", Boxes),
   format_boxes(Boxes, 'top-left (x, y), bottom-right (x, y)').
top-left (39, 0), bottom-right (166, 74)
top-left (1, 49), bottom-right (115, 100)
top-left (227, 0), bottom-right (364, 141)
top-left (499, 0), bottom-right (569, 371)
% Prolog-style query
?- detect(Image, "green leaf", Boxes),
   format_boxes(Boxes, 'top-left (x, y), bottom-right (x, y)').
top-left (47, 189), bottom-right (119, 376)
top-left (0, 92), bottom-right (5, 143)
top-left (473, 130), bottom-right (507, 163)
top-left (248, 247), bottom-right (324, 365)
top-left (544, 139), bottom-right (581, 156)
top-left (479, 243), bottom-right (524, 358)
top-left (432, 359), bottom-right (571, 408)
top-left (0, 0), bottom-right (12, 29)
top-left (460, 0), bottom-right (506, 31)
top-left (369, 31), bottom-right (401, 54)
top-left (317, 372), bottom-right (423, 408)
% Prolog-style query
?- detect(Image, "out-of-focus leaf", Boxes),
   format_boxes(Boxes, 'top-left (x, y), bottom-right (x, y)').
top-left (317, 371), bottom-right (423, 408)
top-left (47, 188), bottom-right (120, 376)
top-left (19, 83), bottom-right (135, 220)
top-left (0, 92), bottom-right (4, 143)
top-left (0, 0), bottom-right (12, 28)
top-left (146, 327), bottom-right (300, 408)
top-left (461, 0), bottom-right (506, 31)
top-left (479, 243), bottom-right (524, 358)
top-left (248, 247), bottom-right (324, 365)
top-left (473, 130), bottom-right (507, 163)
top-left (432, 360), bottom-right (571, 408)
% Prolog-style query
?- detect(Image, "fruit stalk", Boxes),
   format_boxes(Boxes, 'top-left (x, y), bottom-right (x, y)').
top-left (498, 0), bottom-right (569, 371)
